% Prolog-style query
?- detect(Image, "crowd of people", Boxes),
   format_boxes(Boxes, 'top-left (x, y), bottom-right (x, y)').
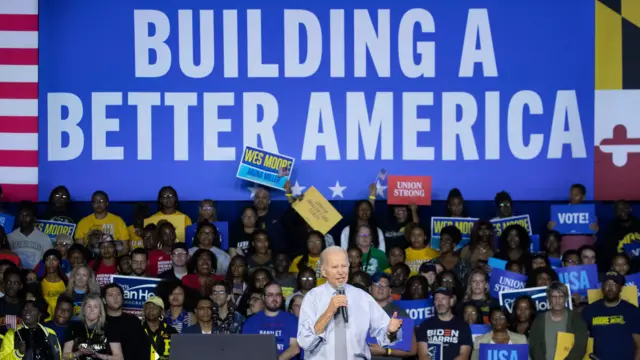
top-left (0, 182), bottom-right (638, 360)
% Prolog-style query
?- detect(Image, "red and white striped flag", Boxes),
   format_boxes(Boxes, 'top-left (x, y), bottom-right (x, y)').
top-left (0, 0), bottom-right (39, 202)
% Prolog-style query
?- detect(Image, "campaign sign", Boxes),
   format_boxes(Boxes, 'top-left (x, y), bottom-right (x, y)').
top-left (625, 273), bottom-right (640, 305)
top-left (623, 243), bottom-right (640, 258)
top-left (478, 344), bottom-right (528, 360)
top-left (427, 342), bottom-right (443, 360)
top-left (112, 275), bottom-right (161, 314)
top-left (394, 298), bottom-right (435, 326)
top-left (0, 213), bottom-right (14, 233)
top-left (555, 264), bottom-right (598, 297)
top-left (550, 204), bottom-right (596, 234)
top-left (366, 317), bottom-right (413, 352)
top-left (529, 235), bottom-right (540, 253)
top-left (34, 220), bottom-right (76, 243)
top-left (489, 268), bottom-right (527, 299)
top-left (488, 257), bottom-right (507, 270)
top-left (549, 257), bottom-right (562, 268)
top-left (491, 215), bottom-right (532, 236)
top-left (236, 146), bottom-right (294, 190)
top-left (184, 221), bottom-right (230, 249)
top-left (430, 217), bottom-right (479, 251)
top-left (471, 324), bottom-right (491, 343)
top-left (387, 175), bottom-right (432, 205)
top-left (499, 286), bottom-right (572, 314)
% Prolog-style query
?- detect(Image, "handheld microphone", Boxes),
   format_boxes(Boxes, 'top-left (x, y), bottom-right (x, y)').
top-left (336, 284), bottom-right (349, 323)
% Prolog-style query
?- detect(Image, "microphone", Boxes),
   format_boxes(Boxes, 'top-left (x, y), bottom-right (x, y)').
top-left (336, 284), bottom-right (349, 323)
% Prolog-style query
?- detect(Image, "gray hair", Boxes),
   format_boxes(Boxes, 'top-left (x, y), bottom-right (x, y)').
top-left (546, 281), bottom-right (569, 299)
top-left (319, 246), bottom-right (350, 268)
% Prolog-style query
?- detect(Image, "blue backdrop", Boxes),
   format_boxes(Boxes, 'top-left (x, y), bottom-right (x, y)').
top-left (38, 0), bottom-right (594, 201)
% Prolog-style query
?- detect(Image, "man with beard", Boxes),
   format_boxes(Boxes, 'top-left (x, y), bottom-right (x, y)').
top-left (582, 271), bottom-right (640, 360)
top-left (103, 283), bottom-right (149, 359)
top-left (416, 287), bottom-right (472, 360)
top-left (242, 282), bottom-right (300, 359)
top-left (130, 248), bottom-right (149, 277)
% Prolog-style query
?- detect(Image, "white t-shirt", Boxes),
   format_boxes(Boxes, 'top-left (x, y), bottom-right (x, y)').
top-left (8, 228), bottom-right (52, 269)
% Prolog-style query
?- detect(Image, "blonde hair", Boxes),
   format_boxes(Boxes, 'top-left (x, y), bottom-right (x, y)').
top-left (64, 264), bottom-right (100, 297)
top-left (463, 269), bottom-right (489, 302)
top-left (79, 294), bottom-right (107, 331)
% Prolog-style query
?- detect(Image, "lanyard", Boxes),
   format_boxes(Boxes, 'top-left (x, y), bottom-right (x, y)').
top-left (85, 324), bottom-right (96, 341)
top-left (144, 326), bottom-right (165, 360)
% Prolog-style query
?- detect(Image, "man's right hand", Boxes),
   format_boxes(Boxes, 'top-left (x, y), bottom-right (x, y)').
top-left (327, 295), bottom-right (347, 314)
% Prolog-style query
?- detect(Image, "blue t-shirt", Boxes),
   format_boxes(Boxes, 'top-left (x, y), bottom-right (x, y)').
top-left (582, 299), bottom-right (640, 360)
top-left (241, 311), bottom-right (298, 355)
top-left (43, 320), bottom-right (69, 344)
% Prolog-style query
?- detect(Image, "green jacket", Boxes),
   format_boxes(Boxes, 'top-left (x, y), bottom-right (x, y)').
top-left (529, 310), bottom-right (588, 360)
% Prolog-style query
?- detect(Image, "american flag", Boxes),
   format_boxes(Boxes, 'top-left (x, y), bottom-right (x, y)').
top-left (0, 0), bottom-right (39, 202)
top-left (376, 168), bottom-right (388, 183)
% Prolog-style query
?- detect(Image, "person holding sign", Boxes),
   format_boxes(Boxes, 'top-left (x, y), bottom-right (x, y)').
top-left (416, 287), bottom-right (472, 360)
top-left (528, 282), bottom-right (588, 360)
top-left (582, 271), bottom-right (640, 360)
top-left (297, 247), bottom-right (403, 360)
top-left (471, 306), bottom-right (529, 360)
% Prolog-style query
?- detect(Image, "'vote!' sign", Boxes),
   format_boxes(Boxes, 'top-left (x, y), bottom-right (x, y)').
top-left (394, 298), bottom-right (435, 326)
top-left (387, 175), bottom-right (432, 206)
top-left (479, 344), bottom-right (528, 360)
top-left (489, 268), bottom-right (527, 299)
top-left (550, 204), bottom-right (596, 234)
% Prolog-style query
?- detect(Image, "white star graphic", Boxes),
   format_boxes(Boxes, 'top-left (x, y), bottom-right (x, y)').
top-left (376, 180), bottom-right (387, 198)
top-left (248, 185), bottom-right (261, 199)
top-left (328, 181), bottom-right (347, 199)
top-left (290, 181), bottom-right (306, 196)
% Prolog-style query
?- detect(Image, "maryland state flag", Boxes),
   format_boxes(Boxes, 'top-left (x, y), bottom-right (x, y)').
top-left (594, 0), bottom-right (640, 200)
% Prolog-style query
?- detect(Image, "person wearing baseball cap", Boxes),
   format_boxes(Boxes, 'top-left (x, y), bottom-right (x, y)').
top-left (582, 271), bottom-right (640, 360)
top-left (142, 296), bottom-right (177, 360)
top-left (416, 287), bottom-right (472, 360)
top-left (158, 243), bottom-right (190, 281)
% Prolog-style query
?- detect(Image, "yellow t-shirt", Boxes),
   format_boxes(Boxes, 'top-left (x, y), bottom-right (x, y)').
top-left (75, 213), bottom-right (130, 243)
top-left (405, 247), bottom-right (440, 276)
top-left (290, 255), bottom-right (326, 285)
top-left (127, 225), bottom-right (144, 250)
top-left (41, 278), bottom-right (66, 321)
top-left (152, 211), bottom-right (193, 226)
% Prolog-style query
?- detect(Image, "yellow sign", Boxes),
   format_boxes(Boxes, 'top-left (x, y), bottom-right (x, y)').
top-left (292, 186), bottom-right (342, 235)
top-left (555, 333), bottom-right (594, 360)
top-left (144, 214), bottom-right (186, 242)
top-left (587, 285), bottom-right (638, 307)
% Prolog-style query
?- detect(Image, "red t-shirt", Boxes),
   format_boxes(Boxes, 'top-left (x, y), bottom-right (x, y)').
top-left (181, 274), bottom-right (224, 293)
top-left (148, 249), bottom-right (172, 277)
top-left (89, 260), bottom-right (117, 287)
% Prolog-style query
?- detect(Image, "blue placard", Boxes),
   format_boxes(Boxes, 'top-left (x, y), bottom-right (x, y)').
top-left (34, 220), bottom-right (76, 244)
top-left (479, 344), bottom-right (528, 360)
top-left (236, 146), bottom-right (294, 190)
top-left (184, 221), bottom-right (230, 249)
top-left (394, 298), bottom-right (435, 326)
top-left (549, 257), bottom-right (562, 268)
top-left (530, 235), bottom-right (540, 253)
top-left (488, 257), bottom-right (507, 270)
top-left (623, 243), bottom-right (640, 258)
top-left (491, 215), bottom-right (532, 236)
top-left (499, 286), bottom-right (572, 313)
top-left (625, 273), bottom-right (640, 305)
top-left (550, 204), bottom-right (596, 234)
top-left (555, 264), bottom-right (598, 297)
top-left (470, 324), bottom-right (491, 343)
top-left (0, 213), bottom-right (15, 233)
top-left (489, 268), bottom-right (527, 299)
top-left (111, 275), bottom-right (162, 314)
top-left (430, 217), bottom-right (478, 251)
top-left (367, 317), bottom-right (413, 352)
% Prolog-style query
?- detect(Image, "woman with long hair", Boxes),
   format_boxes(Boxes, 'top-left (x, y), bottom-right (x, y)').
top-left (89, 234), bottom-right (122, 287)
top-left (43, 185), bottom-right (76, 224)
top-left (141, 296), bottom-right (177, 360)
top-left (155, 280), bottom-right (197, 334)
top-left (401, 275), bottom-right (430, 300)
top-left (352, 224), bottom-right (389, 276)
top-left (289, 231), bottom-right (326, 285)
top-left (461, 270), bottom-right (498, 323)
top-left (340, 200), bottom-right (386, 252)
top-left (460, 220), bottom-right (496, 271)
top-left (225, 256), bottom-right (249, 306)
top-left (64, 265), bottom-right (100, 318)
top-left (62, 294), bottom-right (123, 360)
top-left (246, 230), bottom-right (273, 272)
top-left (497, 224), bottom-right (532, 266)
top-left (41, 249), bottom-right (68, 322)
top-left (189, 222), bottom-right (230, 275)
top-left (509, 295), bottom-right (537, 337)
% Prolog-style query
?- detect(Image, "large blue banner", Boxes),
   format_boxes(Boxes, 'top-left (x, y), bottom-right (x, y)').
top-left (38, 0), bottom-right (594, 201)
top-left (478, 344), bottom-right (528, 360)
top-left (394, 298), bottom-right (435, 326)
top-left (499, 286), bottom-right (572, 313)
top-left (112, 275), bottom-right (162, 314)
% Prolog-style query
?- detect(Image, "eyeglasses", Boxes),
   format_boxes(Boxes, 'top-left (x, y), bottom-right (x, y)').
top-left (372, 283), bottom-right (389, 289)
top-left (54, 194), bottom-right (69, 199)
top-left (162, 193), bottom-right (175, 199)
top-left (200, 206), bottom-right (214, 211)
top-left (211, 290), bottom-right (226, 296)
top-left (171, 252), bottom-right (188, 257)
top-left (54, 242), bottom-right (72, 247)
top-left (300, 277), bottom-right (314, 281)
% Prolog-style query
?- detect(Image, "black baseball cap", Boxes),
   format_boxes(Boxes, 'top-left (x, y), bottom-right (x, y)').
top-left (603, 271), bottom-right (625, 286)
top-left (419, 263), bottom-right (436, 274)
top-left (172, 243), bottom-right (188, 252)
top-left (371, 272), bottom-right (391, 284)
top-left (433, 287), bottom-right (453, 297)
